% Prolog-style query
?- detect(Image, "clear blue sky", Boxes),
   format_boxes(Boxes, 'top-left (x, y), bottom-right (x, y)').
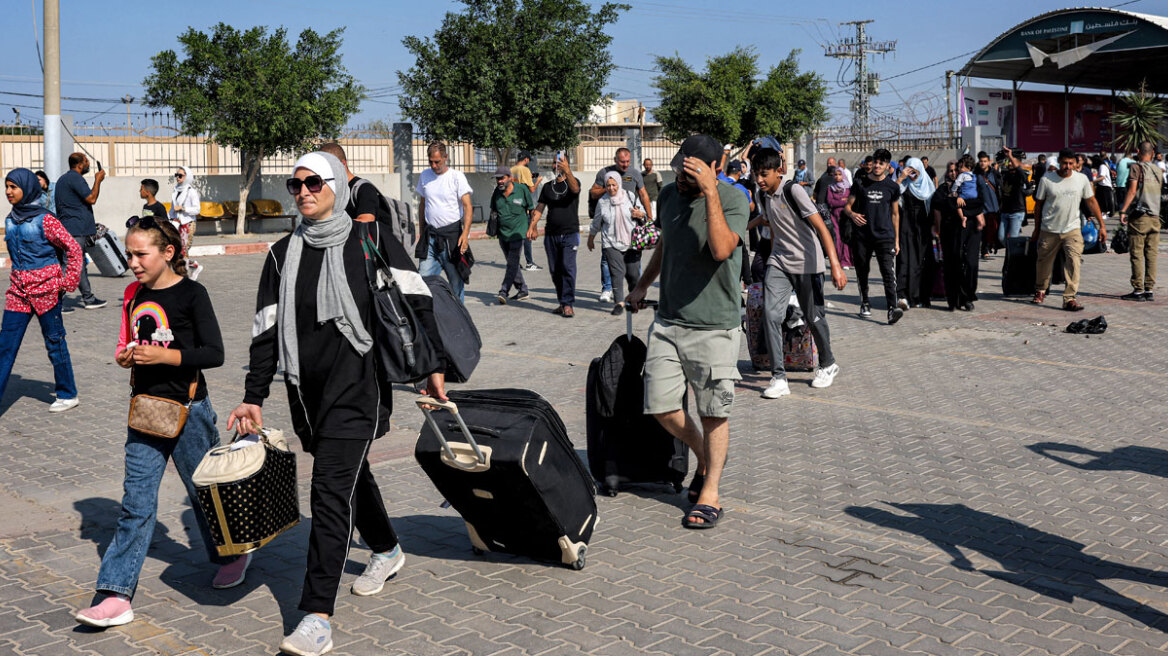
top-left (0, 0), bottom-right (1163, 130)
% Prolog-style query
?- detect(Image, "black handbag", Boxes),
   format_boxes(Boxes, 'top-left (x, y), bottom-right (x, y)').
top-left (1111, 226), bottom-right (1131, 254)
top-left (359, 224), bottom-right (443, 383)
top-left (486, 209), bottom-right (500, 238)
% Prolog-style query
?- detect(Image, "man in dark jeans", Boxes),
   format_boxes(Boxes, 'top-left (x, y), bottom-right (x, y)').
top-left (54, 153), bottom-right (106, 309)
top-left (490, 166), bottom-right (534, 305)
top-left (528, 153), bottom-right (581, 317)
top-left (932, 161), bottom-right (981, 311)
top-left (844, 148), bottom-right (903, 324)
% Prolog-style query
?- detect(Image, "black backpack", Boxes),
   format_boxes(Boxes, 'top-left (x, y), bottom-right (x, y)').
top-left (352, 178), bottom-right (417, 253)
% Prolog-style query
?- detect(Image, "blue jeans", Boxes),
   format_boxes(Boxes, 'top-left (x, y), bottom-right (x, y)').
top-left (523, 238), bottom-right (535, 266)
top-left (0, 304), bottom-right (77, 404)
top-left (998, 211), bottom-right (1025, 244)
top-left (96, 398), bottom-right (228, 597)
top-left (544, 233), bottom-right (579, 305)
top-left (418, 233), bottom-right (465, 303)
top-left (600, 256), bottom-right (612, 293)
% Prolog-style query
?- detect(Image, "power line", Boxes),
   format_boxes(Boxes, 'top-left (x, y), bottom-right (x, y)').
top-left (882, 50), bottom-right (979, 82)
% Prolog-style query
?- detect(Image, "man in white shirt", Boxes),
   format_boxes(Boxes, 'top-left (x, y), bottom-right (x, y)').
top-left (416, 142), bottom-right (474, 302)
top-left (1031, 148), bottom-right (1106, 312)
top-left (168, 165), bottom-right (204, 279)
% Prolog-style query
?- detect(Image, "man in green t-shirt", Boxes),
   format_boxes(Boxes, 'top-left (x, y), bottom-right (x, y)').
top-left (491, 166), bottom-right (535, 305)
top-left (627, 135), bottom-right (749, 531)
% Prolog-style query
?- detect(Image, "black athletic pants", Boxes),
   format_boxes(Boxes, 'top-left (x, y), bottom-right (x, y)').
top-left (939, 219), bottom-right (982, 309)
top-left (851, 236), bottom-right (898, 309)
top-left (301, 438), bottom-right (399, 615)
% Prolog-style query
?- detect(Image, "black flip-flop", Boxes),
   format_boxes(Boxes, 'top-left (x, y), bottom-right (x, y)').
top-left (686, 473), bottom-right (705, 503)
top-left (683, 504), bottom-right (722, 529)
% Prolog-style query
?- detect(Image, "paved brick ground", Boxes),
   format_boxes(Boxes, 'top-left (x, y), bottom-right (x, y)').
top-left (0, 231), bottom-right (1166, 655)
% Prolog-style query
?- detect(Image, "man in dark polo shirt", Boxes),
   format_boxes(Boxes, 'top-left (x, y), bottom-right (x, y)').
top-left (626, 135), bottom-right (749, 532)
top-left (54, 152), bottom-right (106, 309)
top-left (491, 166), bottom-right (534, 305)
top-left (528, 153), bottom-right (581, 316)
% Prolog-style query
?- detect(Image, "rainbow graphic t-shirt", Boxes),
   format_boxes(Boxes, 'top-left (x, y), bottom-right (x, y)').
top-left (121, 279), bottom-right (222, 402)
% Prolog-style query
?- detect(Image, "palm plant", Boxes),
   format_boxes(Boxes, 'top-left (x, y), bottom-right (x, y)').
top-left (1111, 82), bottom-right (1166, 153)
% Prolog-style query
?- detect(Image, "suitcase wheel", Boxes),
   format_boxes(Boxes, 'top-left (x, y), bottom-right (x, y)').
top-left (604, 487), bottom-right (618, 498)
top-left (672, 482), bottom-right (684, 494)
top-left (571, 545), bottom-right (587, 571)
top-left (472, 546), bottom-right (484, 556)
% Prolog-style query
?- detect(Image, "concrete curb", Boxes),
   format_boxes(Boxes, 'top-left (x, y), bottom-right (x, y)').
top-left (0, 224), bottom-right (589, 269)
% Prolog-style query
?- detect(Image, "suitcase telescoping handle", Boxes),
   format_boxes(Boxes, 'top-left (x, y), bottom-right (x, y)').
top-left (415, 396), bottom-right (487, 466)
top-left (624, 299), bottom-right (659, 340)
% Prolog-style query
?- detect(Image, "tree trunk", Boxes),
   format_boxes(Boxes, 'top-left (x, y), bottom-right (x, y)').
top-left (494, 147), bottom-right (512, 170)
top-left (236, 151), bottom-right (261, 236)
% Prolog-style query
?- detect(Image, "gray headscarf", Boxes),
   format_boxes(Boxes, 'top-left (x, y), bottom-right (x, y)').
top-left (278, 151), bottom-right (373, 386)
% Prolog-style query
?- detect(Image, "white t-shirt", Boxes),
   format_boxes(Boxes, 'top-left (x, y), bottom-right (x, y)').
top-left (416, 168), bottom-right (473, 228)
top-left (1036, 171), bottom-right (1093, 234)
top-left (1096, 165), bottom-right (1112, 187)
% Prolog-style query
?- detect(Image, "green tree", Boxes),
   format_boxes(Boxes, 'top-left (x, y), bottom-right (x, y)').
top-left (144, 24), bottom-right (363, 235)
top-left (1111, 82), bottom-right (1166, 154)
top-left (398, 0), bottom-right (629, 165)
top-left (652, 47), bottom-right (827, 148)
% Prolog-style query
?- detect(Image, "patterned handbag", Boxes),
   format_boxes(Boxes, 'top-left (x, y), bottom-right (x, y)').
top-left (127, 377), bottom-right (197, 439)
top-left (192, 429), bottom-right (300, 557)
top-left (630, 220), bottom-right (661, 250)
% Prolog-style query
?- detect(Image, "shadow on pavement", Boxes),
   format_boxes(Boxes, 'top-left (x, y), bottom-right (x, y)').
top-left (846, 502), bottom-right (1168, 631)
top-left (0, 375), bottom-right (54, 416)
top-left (74, 497), bottom-right (308, 634)
top-left (1028, 442), bottom-right (1168, 479)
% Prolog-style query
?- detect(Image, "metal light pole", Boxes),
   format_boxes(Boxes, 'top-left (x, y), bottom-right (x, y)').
top-left (43, 0), bottom-right (63, 178)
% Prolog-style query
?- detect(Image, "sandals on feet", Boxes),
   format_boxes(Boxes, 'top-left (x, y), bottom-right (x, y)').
top-left (683, 504), bottom-right (723, 529)
top-left (686, 474), bottom-right (705, 503)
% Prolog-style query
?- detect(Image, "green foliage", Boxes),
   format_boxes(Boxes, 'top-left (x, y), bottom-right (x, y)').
top-left (398, 0), bottom-right (628, 161)
top-left (144, 24), bottom-right (362, 233)
top-left (1111, 83), bottom-right (1166, 153)
top-left (653, 48), bottom-right (827, 146)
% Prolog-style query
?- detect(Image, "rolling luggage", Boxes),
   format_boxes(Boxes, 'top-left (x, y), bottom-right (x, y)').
top-left (744, 283), bottom-right (769, 371)
top-left (586, 308), bottom-right (688, 497)
top-left (191, 429), bottom-right (300, 557)
top-left (782, 318), bottom-right (817, 372)
top-left (1002, 236), bottom-right (1063, 296)
top-left (88, 229), bottom-right (128, 277)
top-left (414, 390), bottom-right (597, 569)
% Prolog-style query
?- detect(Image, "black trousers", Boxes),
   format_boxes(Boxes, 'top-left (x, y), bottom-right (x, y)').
top-left (497, 238), bottom-right (528, 296)
top-left (301, 438), bottom-right (399, 615)
top-left (940, 220), bottom-right (982, 309)
top-left (851, 236), bottom-right (898, 308)
top-left (897, 197), bottom-right (930, 305)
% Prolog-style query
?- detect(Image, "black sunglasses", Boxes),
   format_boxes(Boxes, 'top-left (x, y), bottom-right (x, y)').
top-left (126, 215), bottom-right (163, 230)
top-left (286, 175), bottom-right (334, 195)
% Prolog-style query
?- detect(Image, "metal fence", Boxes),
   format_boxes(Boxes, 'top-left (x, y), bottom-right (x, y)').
top-left (815, 121), bottom-right (959, 153)
top-left (0, 116), bottom-right (680, 178)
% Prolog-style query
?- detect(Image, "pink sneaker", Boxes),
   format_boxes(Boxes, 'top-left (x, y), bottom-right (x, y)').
top-left (75, 594), bottom-right (133, 627)
top-left (212, 553), bottom-right (252, 589)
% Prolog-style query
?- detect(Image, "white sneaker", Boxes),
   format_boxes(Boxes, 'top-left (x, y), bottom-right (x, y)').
top-left (761, 376), bottom-right (791, 399)
top-left (811, 363), bottom-right (840, 389)
top-left (49, 397), bottom-right (80, 413)
top-left (896, 299), bottom-right (909, 311)
top-left (351, 545), bottom-right (405, 596)
top-left (599, 290), bottom-right (614, 303)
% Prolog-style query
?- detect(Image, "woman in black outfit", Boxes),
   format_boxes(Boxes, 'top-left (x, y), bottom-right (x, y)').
top-left (228, 152), bottom-right (446, 656)
top-left (932, 161), bottom-right (982, 311)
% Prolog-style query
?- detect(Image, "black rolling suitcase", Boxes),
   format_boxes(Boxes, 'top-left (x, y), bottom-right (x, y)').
top-left (1001, 237), bottom-right (1034, 296)
top-left (586, 307), bottom-right (688, 497)
top-left (414, 390), bottom-right (597, 570)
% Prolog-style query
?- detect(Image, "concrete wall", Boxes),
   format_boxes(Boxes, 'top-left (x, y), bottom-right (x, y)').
top-left (1, 169), bottom-right (679, 239)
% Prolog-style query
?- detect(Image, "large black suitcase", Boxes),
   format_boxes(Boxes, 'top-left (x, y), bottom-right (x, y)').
top-left (586, 311), bottom-right (688, 497)
top-left (414, 390), bottom-right (597, 569)
top-left (1002, 236), bottom-right (1064, 296)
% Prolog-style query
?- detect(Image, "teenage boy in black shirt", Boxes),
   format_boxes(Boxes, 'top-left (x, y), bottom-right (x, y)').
top-left (139, 179), bottom-right (167, 217)
top-left (844, 148), bottom-right (903, 324)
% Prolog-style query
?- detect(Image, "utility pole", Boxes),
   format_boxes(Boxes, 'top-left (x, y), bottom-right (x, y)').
top-left (123, 95), bottom-right (134, 133)
top-left (43, 0), bottom-right (63, 178)
top-left (946, 70), bottom-right (954, 146)
top-left (824, 20), bottom-right (896, 138)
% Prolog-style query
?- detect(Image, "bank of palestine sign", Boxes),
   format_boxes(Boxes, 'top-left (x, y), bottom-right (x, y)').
top-left (978, 11), bottom-right (1158, 66)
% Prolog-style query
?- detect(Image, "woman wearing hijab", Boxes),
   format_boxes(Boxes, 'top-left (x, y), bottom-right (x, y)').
top-left (1, 168), bottom-right (83, 411)
top-left (587, 171), bottom-right (646, 315)
top-left (825, 167), bottom-right (853, 268)
top-left (168, 165), bottom-right (203, 280)
top-left (895, 157), bottom-right (937, 308)
top-left (228, 152), bottom-right (447, 656)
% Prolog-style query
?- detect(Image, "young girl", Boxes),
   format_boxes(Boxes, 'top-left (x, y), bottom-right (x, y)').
top-left (1, 168), bottom-right (82, 411)
top-left (75, 216), bottom-right (250, 628)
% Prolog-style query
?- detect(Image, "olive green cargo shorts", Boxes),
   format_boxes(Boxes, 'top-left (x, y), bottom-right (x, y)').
top-left (643, 320), bottom-right (742, 419)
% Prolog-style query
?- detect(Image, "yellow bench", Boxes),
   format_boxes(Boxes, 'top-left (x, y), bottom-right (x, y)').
top-left (252, 199), bottom-right (289, 218)
top-left (198, 201), bottom-right (226, 220)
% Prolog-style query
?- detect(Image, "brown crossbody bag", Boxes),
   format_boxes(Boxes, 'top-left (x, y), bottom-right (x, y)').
top-left (125, 286), bottom-right (198, 439)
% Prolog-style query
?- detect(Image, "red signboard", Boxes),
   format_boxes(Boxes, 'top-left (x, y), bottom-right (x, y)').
top-left (1015, 90), bottom-right (1115, 152)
